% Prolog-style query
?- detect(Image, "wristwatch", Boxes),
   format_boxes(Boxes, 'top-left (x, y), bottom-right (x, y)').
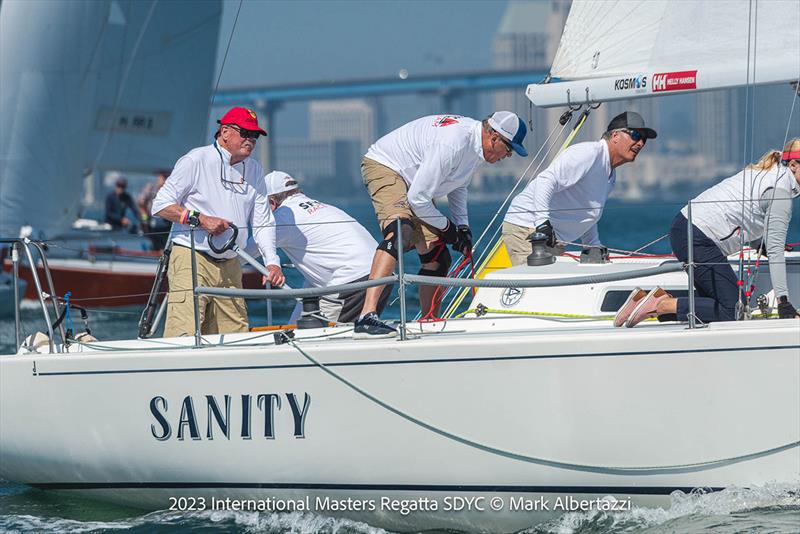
top-left (187, 210), bottom-right (201, 228)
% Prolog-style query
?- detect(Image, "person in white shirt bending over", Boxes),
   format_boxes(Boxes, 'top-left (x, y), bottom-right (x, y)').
top-left (354, 111), bottom-right (528, 338)
top-left (152, 107), bottom-right (284, 338)
top-left (263, 171), bottom-right (390, 324)
top-left (615, 138), bottom-right (800, 327)
top-left (503, 111), bottom-right (656, 266)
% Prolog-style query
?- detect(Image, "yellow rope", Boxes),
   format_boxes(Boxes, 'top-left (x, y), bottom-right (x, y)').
top-left (455, 307), bottom-right (615, 320)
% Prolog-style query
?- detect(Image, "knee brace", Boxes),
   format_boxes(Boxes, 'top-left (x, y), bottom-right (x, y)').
top-left (418, 243), bottom-right (451, 277)
top-left (376, 218), bottom-right (414, 259)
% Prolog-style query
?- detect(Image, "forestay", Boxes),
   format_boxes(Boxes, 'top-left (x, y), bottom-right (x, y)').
top-left (528, 0), bottom-right (800, 107)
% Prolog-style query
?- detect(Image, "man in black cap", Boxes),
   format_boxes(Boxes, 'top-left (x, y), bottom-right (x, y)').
top-left (104, 176), bottom-right (140, 231)
top-left (502, 111), bottom-right (656, 265)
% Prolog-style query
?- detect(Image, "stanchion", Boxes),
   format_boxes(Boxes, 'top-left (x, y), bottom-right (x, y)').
top-left (396, 218), bottom-right (407, 341)
top-left (189, 227), bottom-right (202, 348)
top-left (687, 201), bottom-right (696, 329)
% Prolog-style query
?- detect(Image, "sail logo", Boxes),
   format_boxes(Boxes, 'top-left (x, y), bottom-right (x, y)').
top-left (613, 75), bottom-right (647, 92)
top-left (652, 70), bottom-right (697, 92)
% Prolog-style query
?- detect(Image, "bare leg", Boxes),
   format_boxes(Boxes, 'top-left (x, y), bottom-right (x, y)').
top-left (657, 297), bottom-right (678, 316)
top-left (359, 249), bottom-right (397, 316)
top-left (359, 215), bottom-right (414, 318)
top-left (416, 240), bottom-right (440, 317)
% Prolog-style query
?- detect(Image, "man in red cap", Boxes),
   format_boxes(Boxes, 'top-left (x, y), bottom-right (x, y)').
top-left (152, 106), bottom-right (284, 338)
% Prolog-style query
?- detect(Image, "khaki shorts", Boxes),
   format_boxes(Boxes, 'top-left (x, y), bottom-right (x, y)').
top-left (164, 245), bottom-right (249, 337)
top-left (502, 221), bottom-right (565, 266)
top-left (362, 157), bottom-right (439, 248)
top-left (502, 221), bottom-right (535, 266)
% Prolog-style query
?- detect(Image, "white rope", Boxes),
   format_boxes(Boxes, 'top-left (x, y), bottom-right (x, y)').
top-left (285, 336), bottom-right (800, 475)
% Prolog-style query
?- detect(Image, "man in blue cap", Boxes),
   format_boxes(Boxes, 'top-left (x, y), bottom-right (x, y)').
top-left (503, 110), bottom-right (656, 265)
top-left (354, 111), bottom-right (528, 338)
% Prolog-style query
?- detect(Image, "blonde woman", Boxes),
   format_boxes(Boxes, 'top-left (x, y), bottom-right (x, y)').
top-left (616, 138), bottom-right (800, 327)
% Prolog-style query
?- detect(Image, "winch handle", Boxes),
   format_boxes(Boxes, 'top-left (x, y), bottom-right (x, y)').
top-left (207, 223), bottom-right (239, 254)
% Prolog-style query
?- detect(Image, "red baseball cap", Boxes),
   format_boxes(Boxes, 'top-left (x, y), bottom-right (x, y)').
top-left (217, 107), bottom-right (267, 136)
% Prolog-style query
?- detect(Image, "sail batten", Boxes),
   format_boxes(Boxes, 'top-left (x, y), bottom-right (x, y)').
top-left (529, 0), bottom-right (800, 107)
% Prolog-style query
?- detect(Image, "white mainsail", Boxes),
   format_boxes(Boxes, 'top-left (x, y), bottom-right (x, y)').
top-left (0, 0), bottom-right (221, 240)
top-left (85, 0), bottom-right (222, 174)
top-left (528, 0), bottom-right (800, 107)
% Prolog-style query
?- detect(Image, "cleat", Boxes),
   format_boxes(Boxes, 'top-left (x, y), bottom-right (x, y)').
top-left (353, 312), bottom-right (397, 339)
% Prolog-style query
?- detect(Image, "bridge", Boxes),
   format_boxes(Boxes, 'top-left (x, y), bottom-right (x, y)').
top-left (213, 68), bottom-right (548, 166)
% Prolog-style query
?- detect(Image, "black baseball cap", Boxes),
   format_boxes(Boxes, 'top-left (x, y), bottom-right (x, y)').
top-left (606, 111), bottom-right (657, 139)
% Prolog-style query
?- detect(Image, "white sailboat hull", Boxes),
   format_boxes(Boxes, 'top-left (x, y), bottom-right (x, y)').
top-left (1, 319), bottom-right (798, 532)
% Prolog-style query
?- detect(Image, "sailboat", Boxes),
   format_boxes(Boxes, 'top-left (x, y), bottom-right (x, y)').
top-left (1, 1), bottom-right (798, 532)
top-left (0, 0), bottom-right (224, 307)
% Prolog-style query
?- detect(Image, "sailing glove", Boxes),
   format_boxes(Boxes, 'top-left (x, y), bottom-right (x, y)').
top-left (777, 296), bottom-right (799, 319)
top-left (439, 220), bottom-right (459, 245)
top-left (534, 220), bottom-right (556, 248)
top-left (453, 225), bottom-right (473, 256)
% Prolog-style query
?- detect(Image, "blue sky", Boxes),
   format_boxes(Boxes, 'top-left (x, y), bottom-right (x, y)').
top-left (211, 0), bottom-right (513, 136)
top-left (215, 0), bottom-right (507, 84)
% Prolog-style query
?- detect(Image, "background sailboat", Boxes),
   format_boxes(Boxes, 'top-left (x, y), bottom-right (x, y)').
top-left (0, 0), bottom-right (223, 308)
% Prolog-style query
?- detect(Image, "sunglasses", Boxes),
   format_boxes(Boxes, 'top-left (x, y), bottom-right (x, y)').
top-left (495, 133), bottom-right (512, 154)
top-left (225, 124), bottom-right (261, 140)
top-left (622, 128), bottom-right (645, 142)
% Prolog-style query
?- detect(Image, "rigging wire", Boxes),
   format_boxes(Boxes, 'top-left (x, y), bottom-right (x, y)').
top-left (440, 109), bottom-right (592, 319)
top-left (210, 0), bottom-right (244, 111)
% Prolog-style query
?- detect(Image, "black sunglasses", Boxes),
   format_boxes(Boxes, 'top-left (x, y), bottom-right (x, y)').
top-left (622, 128), bottom-right (645, 142)
top-left (225, 124), bottom-right (261, 140)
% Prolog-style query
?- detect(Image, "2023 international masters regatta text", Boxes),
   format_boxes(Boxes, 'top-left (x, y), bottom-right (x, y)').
top-left (168, 495), bottom-right (633, 515)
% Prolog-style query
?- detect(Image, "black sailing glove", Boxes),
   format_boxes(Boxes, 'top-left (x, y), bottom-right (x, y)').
top-left (534, 220), bottom-right (556, 248)
top-left (453, 225), bottom-right (473, 256)
top-left (777, 296), bottom-right (799, 319)
top-left (439, 220), bottom-right (459, 245)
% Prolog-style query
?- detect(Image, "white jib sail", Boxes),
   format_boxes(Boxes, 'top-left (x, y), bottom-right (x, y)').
top-left (528, 0), bottom-right (800, 108)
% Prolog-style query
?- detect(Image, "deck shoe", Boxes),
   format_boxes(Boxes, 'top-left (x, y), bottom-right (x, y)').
top-left (613, 287), bottom-right (647, 327)
top-left (353, 312), bottom-right (397, 339)
top-left (625, 287), bottom-right (670, 328)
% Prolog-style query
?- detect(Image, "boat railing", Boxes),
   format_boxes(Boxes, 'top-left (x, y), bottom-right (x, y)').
top-left (194, 217), bottom-right (689, 345)
top-left (1, 237), bottom-right (67, 353)
top-left (3, 209), bottom-right (701, 352)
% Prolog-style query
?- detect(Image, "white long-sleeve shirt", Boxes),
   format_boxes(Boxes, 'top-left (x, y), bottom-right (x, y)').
top-left (365, 115), bottom-right (485, 230)
top-left (682, 165), bottom-right (799, 297)
top-left (151, 142), bottom-right (279, 266)
top-left (504, 140), bottom-right (615, 245)
top-left (272, 194), bottom-right (376, 287)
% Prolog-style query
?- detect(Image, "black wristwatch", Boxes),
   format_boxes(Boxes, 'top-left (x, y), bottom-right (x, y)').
top-left (187, 210), bottom-right (201, 228)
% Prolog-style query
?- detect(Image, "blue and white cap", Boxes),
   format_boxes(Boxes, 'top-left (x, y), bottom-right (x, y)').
top-left (488, 111), bottom-right (528, 157)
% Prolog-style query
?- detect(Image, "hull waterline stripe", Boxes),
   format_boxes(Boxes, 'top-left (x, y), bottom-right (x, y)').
top-left (32, 344), bottom-right (800, 377)
top-left (28, 482), bottom-right (723, 495)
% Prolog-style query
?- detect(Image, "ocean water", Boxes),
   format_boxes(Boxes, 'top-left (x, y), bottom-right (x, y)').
top-left (1, 199), bottom-right (799, 533)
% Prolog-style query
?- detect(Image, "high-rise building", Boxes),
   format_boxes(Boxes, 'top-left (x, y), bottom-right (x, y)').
top-left (696, 88), bottom-right (745, 167)
top-left (309, 99), bottom-right (375, 155)
top-left (493, 0), bottom-right (555, 152)
top-left (273, 138), bottom-right (362, 195)
top-left (484, 0), bottom-right (572, 194)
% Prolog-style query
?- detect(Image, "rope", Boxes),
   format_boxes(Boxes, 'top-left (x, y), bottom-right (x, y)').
top-left (284, 335), bottom-right (800, 475)
top-left (455, 306), bottom-right (615, 320)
